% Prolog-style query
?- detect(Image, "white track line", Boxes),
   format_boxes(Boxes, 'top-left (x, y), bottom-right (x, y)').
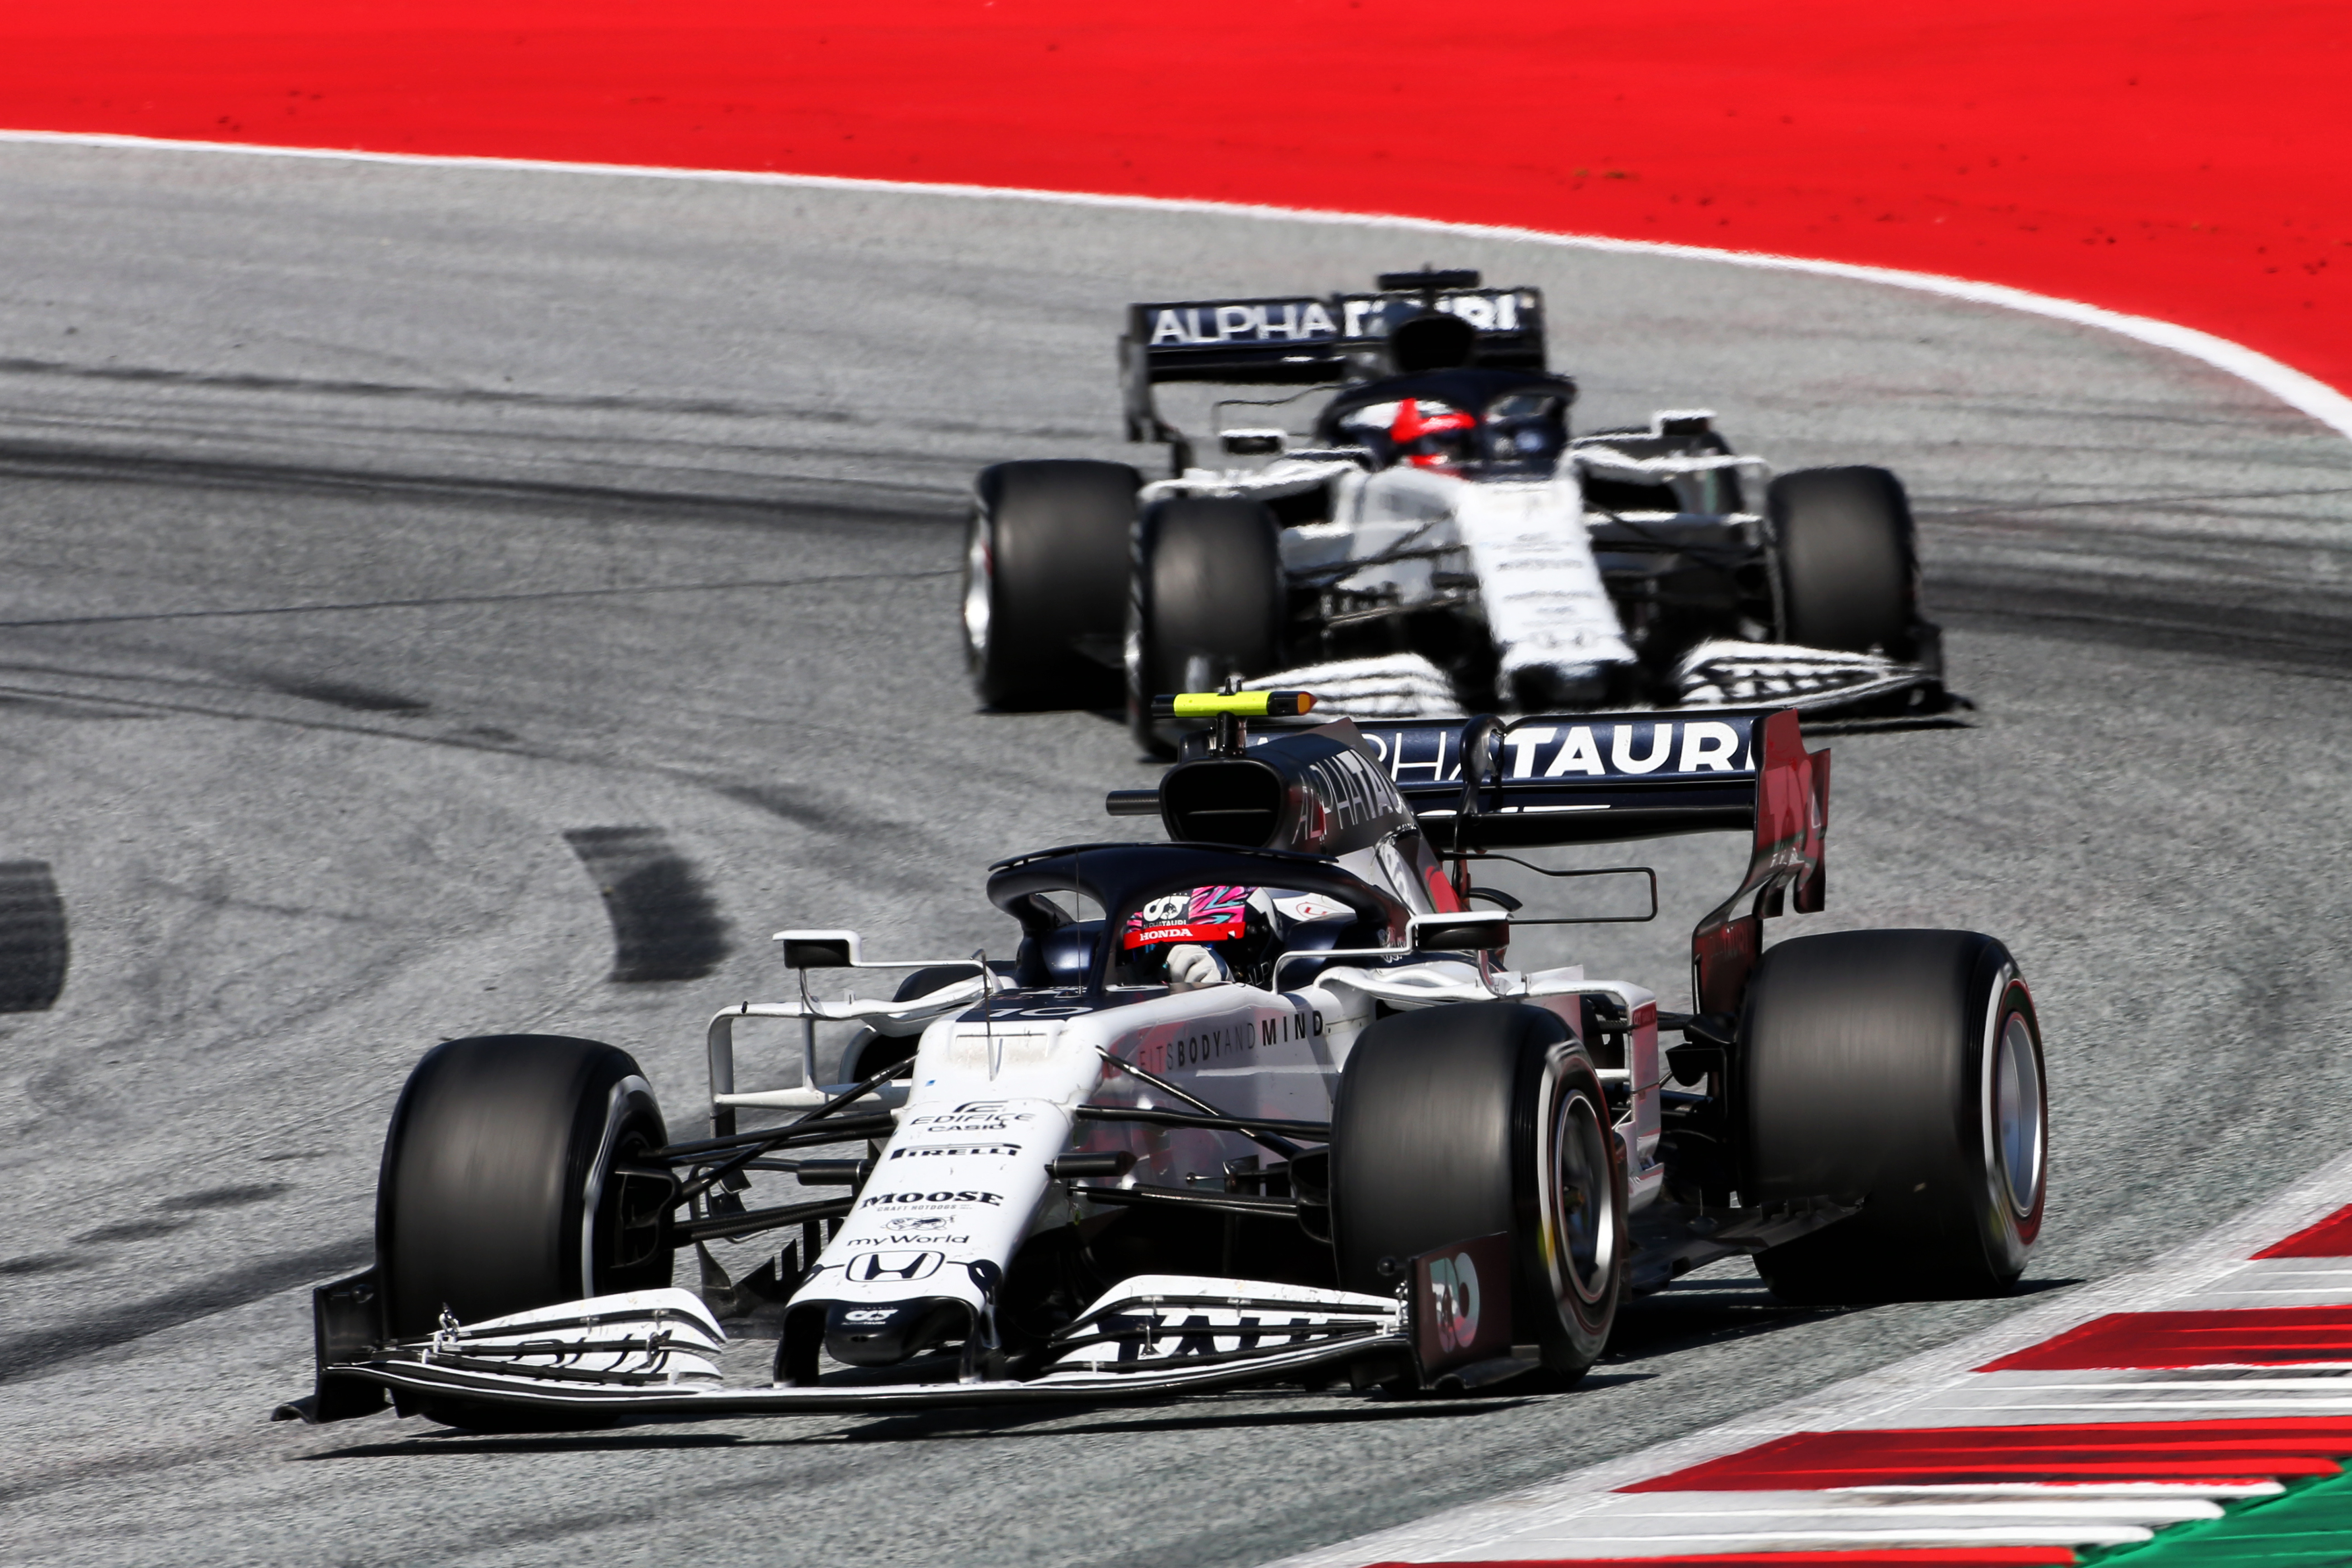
top-left (4, 127), bottom-right (2349, 446)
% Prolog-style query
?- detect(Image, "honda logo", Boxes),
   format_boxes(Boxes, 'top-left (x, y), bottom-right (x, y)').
top-left (846, 1250), bottom-right (944, 1283)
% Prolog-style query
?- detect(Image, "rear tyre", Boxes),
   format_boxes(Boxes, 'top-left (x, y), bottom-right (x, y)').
top-left (377, 1034), bottom-right (673, 1424)
top-left (1769, 466), bottom-right (1919, 656)
top-left (1331, 1003), bottom-right (1627, 1382)
top-left (965, 460), bottom-right (1141, 710)
top-left (1741, 930), bottom-right (2046, 1304)
top-left (1125, 495), bottom-right (1286, 754)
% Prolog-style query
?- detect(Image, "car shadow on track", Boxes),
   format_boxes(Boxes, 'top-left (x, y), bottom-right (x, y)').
top-left (829, 1378), bottom-right (1653, 1444)
top-left (1604, 1282), bottom-right (1841, 1363)
top-left (295, 1431), bottom-right (753, 1460)
top-left (1604, 1274), bottom-right (2082, 1364)
top-left (294, 1374), bottom-right (1660, 1459)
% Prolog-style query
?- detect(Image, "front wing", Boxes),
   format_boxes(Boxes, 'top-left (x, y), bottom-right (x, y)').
top-left (277, 1277), bottom-right (1475, 1422)
top-left (1240, 641), bottom-right (1950, 721)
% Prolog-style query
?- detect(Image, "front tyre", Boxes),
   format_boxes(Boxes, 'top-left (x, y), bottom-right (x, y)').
top-left (377, 1034), bottom-right (673, 1342)
top-left (965, 460), bottom-right (1140, 710)
top-left (1125, 495), bottom-right (1286, 754)
top-left (1769, 466), bottom-right (1920, 656)
top-left (1330, 1003), bottom-right (1628, 1381)
top-left (1741, 930), bottom-right (2046, 1303)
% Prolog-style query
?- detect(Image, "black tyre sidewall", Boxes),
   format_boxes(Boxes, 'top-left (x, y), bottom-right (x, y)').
top-left (1330, 1003), bottom-right (1627, 1378)
top-left (1769, 466), bottom-right (1918, 655)
top-left (1125, 495), bottom-right (1285, 750)
top-left (377, 1034), bottom-right (670, 1340)
top-left (1741, 930), bottom-right (2045, 1300)
top-left (967, 461), bottom-right (1139, 710)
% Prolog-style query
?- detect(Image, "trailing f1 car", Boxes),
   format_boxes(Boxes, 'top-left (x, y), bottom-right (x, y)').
top-left (281, 690), bottom-right (2043, 1427)
top-left (961, 269), bottom-right (1951, 749)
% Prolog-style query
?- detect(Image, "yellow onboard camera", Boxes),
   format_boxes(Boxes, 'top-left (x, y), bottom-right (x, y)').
top-left (1149, 689), bottom-right (1318, 758)
top-left (1148, 690), bottom-right (1317, 720)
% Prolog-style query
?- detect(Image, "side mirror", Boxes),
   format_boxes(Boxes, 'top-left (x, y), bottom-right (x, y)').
top-left (774, 929), bottom-right (862, 969)
top-left (1410, 911), bottom-right (1511, 955)
top-left (1220, 429), bottom-right (1286, 456)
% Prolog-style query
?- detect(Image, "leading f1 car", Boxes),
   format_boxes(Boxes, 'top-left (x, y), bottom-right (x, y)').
top-left (963, 269), bottom-right (1954, 751)
top-left (282, 691), bottom-right (2045, 1427)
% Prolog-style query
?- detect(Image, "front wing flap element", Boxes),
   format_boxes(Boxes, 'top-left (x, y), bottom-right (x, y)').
top-left (1044, 1275), bottom-right (1399, 1375)
top-left (1670, 639), bottom-right (1950, 717)
top-left (285, 1278), bottom-right (1410, 1420)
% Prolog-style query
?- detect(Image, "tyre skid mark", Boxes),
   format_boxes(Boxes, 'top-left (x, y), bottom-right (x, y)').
top-left (562, 826), bottom-right (731, 984)
top-left (0, 859), bottom-right (69, 1013)
top-left (0, 1238), bottom-right (370, 1384)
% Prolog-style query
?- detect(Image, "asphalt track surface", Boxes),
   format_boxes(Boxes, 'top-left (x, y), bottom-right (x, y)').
top-left (1, 142), bottom-right (2349, 1567)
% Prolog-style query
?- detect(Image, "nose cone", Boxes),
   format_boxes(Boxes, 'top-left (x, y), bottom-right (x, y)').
top-left (823, 1298), bottom-right (972, 1367)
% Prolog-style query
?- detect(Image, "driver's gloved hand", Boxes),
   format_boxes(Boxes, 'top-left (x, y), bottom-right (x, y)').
top-left (1165, 943), bottom-right (1232, 990)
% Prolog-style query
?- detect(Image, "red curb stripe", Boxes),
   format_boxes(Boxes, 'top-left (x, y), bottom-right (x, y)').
top-left (2254, 1206), bottom-right (2352, 1259)
top-left (1622, 1420), bottom-right (2352, 1491)
top-left (1367, 1555), bottom-right (2079, 1568)
top-left (1979, 1307), bottom-right (2352, 1371)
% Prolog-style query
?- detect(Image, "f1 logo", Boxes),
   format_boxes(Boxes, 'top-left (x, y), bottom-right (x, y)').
top-left (846, 1250), bottom-right (943, 1283)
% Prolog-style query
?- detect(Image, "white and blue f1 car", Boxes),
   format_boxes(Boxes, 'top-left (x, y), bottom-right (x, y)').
top-left (962, 268), bottom-right (1954, 750)
top-left (282, 693), bottom-right (2044, 1427)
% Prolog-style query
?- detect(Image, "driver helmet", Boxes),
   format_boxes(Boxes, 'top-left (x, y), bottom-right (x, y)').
top-left (1387, 396), bottom-right (1478, 470)
top-left (1121, 887), bottom-right (1353, 987)
top-left (1123, 885), bottom-right (1270, 982)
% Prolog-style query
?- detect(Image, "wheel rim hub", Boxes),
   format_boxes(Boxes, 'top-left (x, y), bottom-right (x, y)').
top-left (1551, 1089), bottom-right (1616, 1305)
top-left (962, 519), bottom-right (992, 658)
top-left (1992, 1010), bottom-right (2044, 1218)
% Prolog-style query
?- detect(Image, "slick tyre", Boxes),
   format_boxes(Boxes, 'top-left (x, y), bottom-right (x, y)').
top-left (1331, 1003), bottom-right (1627, 1382)
top-left (1769, 466), bottom-right (1919, 656)
top-left (377, 1034), bottom-right (673, 1423)
top-left (1742, 930), bottom-right (2047, 1304)
top-left (965, 460), bottom-right (1141, 710)
top-left (1126, 495), bottom-right (1286, 753)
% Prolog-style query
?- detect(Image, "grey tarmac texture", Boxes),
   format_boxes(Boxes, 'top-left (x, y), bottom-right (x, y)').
top-left (0, 141), bottom-right (2348, 1567)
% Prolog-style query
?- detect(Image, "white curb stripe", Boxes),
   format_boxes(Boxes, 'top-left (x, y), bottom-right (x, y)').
top-left (2, 127), bottom-right (2348, 447)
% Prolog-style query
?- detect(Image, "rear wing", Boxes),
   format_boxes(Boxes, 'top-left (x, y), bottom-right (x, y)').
top-left (1341, 711), bottom-right (1784, 848)
top-left (1119, 276), bottom-right (1548, 447)
top-left (1270, 708), bottom-right (1829, 1014)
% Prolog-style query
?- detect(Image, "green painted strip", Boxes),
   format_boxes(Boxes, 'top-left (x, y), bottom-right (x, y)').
top-left (2090, 1471), bottom-right (2352, 1568)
